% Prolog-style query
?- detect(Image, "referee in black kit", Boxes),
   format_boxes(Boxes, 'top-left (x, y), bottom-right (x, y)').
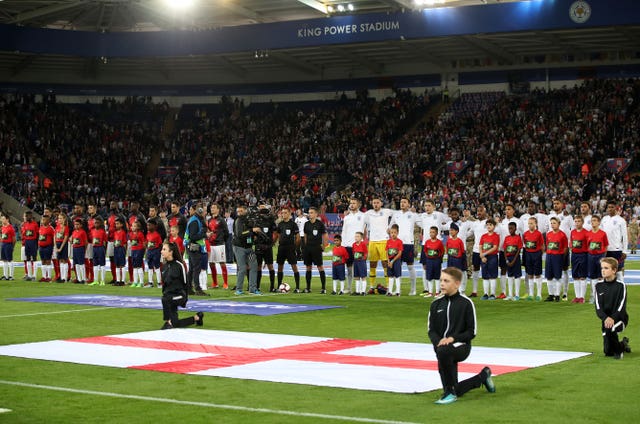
top-left (276, 207), bottom-right (301, 292)
top-left (302, 206), bottom-right (328, 294)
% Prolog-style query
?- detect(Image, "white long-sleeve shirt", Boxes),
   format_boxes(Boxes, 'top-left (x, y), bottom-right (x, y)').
top-left (364, 208), bottom-right (394, 242)
top-left (416, 211), bottom-right (448, 243)
top-left (601, 214), bottom-right (628, 253)
top-left (390, 209), bottom-right (418, 246)
top-left (341, 211), bottom-right (366, 246)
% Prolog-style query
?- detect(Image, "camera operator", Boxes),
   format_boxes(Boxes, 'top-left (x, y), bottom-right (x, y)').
top-left (232, 204), bottom-right (261, 295)
top-left (255, 202), bottom-right (277, 292)
top-left (184, 203), bottom-right (209, 296)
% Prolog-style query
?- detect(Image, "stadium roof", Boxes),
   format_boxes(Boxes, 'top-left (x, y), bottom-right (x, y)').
top-left (0, 0), bottom-right (639, 86)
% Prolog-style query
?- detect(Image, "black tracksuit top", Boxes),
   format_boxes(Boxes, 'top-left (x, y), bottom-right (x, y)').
top-left (428, 291), bottom-right (477, 347)
top-left (595, 279), bottom-right (628, 324)
top-left (162, 260), bottom-right (187, 297)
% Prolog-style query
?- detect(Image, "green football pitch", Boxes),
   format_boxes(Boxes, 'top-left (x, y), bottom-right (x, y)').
top-left (0, 260), bottom-right (638, 423)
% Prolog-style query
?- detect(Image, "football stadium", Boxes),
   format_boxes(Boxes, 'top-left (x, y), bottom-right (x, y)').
top-left (0, 0), bottom-right (639, 422)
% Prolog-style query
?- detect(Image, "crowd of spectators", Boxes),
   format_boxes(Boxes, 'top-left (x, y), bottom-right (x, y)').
top-left (0, 93), bottom-right (164, 213)
top-left (152, 88), bottom-right (430, 214)
top-left (1, 77), bottom-right (639, 223)
top-left (409, 78), bottom-right (640, 218)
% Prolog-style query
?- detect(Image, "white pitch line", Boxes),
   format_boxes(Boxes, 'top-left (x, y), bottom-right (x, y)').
top-left (0, 307), bottom-right (113, 319)
top-left (0, 380), bottom-right (421, 424)
top-left (0, 408), bottom-right (12, 413)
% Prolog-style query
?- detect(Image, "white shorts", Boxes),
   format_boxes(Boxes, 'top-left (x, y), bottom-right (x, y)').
top-left (85, 243), bottom-right (94, 259)
top-left (106, 241), bottom-right (114, 257)
top-left (208, 244), bottom-right (226, 263)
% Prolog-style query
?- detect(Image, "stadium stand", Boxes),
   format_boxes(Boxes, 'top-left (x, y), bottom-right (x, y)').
top-left (1, 78), bottom-right (639, 220)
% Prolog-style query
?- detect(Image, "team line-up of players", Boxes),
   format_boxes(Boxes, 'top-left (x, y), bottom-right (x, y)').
top-left (0, 196), bottom-right (629, 304)
top-left (327, 197), bottom-right (628, 303)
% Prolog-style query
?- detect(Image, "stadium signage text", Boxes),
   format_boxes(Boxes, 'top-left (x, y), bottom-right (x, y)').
top-left (297, 21), bottom-right (400, 38)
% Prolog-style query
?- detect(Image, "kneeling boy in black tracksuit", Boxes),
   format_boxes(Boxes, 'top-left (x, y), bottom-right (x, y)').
top-left (428, 267), bottom-right (496, 404)
top-left (595, 257), bottom-right (631, 359)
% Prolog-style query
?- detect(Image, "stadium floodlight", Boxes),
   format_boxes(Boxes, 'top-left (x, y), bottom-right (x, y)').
top-left (347, 4), bottom-right (354, 11)
top-left (337, 4), bottom-right (345, 12)
top-left (164, 0), bottom-right (196, 10)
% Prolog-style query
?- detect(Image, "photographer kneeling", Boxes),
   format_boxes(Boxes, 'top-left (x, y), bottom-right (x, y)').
top-left (161, 241), bottom-right (203, 329)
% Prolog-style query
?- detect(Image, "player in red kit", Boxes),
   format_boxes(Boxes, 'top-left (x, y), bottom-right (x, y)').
top-left (545, 217), bottom-right (569, 302)
top-left (207, 203), bottom-right (229, 289)
top-left (85, 203), bottom-right (100, 283)
top-left (503, 222), bottom-right (523, 300)
top-left (386, 224), bottom-right (404, 296)
top-left (88, 216), bottom-right (108, 286)
top-left (128, 219), bottom-right (147, 287)
top-left (37, 214), bottom-right (55, 282)
top-left (587, 215), bottom-right (609, 303)
top-left (522, 217), bottom-right (545, 300)
top-left (570, 215), bottom-right (589, 303)
top-left (21, 211), bottom-right (39, 281)
top-left (168, 201), bottom-right (187, 239)
top-left (112, 218), bottom-right (128, 286)
top-left (479, 219), bottom-right (500, 300)
top-left (106, 201), bottom-right (126, 284)
top-left (168, 225), bottom-right (185, 257)
top-left (145, 219), bottom-right (163, 288)
top-left (54, 213), bottom-right (70, 282)
top-left (422, 226), bottom-right (444, 297)
top-left (1, 214), bottom-right (16, 280)
top-left (352, 231), bottom-right (369, 295)
top-left (71, 219), bottom-right (88, 284)
top-left (446, 223), bottom-right (467, 292)
top-left (331, 235), bottom-right (349, 295)
top-left (127, 202), bottom-right (147, 284)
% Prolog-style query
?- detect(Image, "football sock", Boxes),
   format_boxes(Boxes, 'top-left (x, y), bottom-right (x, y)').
top-left (408, 265), bottom-right (416, 291)
top-left (460, 273), bottom-right (468, 293)
top-left (220, 264), bottom-right (228, 285)
top-left (472, 270), bottom-right (480, 292)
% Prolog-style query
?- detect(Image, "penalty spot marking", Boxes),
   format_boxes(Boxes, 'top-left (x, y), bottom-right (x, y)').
top-left (0, 380), bottom-right (420, 424)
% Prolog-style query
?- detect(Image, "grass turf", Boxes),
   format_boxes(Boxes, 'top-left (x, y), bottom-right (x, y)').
top-left (0, 259), bottom-right (638, 423)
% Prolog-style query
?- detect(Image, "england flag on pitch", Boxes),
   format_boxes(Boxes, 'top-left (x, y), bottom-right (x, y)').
top-left (0, 330), bottom-right (589, 393)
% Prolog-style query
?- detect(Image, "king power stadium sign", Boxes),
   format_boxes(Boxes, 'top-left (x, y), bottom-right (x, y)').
top-left (297, 20), bottom-right (400, 38)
